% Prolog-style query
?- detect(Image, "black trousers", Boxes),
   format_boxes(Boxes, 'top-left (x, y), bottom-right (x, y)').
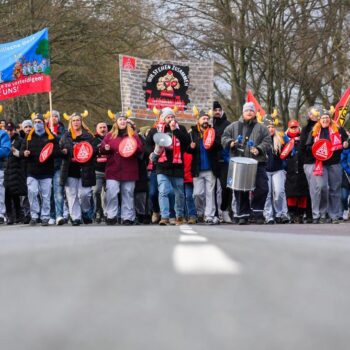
top-left (234, 165), bottom-right (268, 218)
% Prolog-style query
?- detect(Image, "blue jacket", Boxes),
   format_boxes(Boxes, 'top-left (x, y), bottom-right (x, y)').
top-left (0, 130), bottom-right (11, 170)
top-left (341, 148), bottom-right (350, 175)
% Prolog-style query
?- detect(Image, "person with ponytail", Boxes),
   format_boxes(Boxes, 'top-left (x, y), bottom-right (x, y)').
top-left (20, 114), bottom-right (60, 226)
top-left (304, 109), bottom-right (348, 224)
top-left (263, 116), bottom-right (289, 224)
top-left (60, 112), bottom-right (96, 226)
top-left (100, 113), bottom-right (143, 225)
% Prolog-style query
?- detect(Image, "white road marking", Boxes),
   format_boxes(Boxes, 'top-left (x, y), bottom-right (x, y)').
top-left (179, 235), bottom-right (208, 243)
top-left (179, 224), bottom-right (198, 235)
top-left (173, 244), bottom-right (241, 274)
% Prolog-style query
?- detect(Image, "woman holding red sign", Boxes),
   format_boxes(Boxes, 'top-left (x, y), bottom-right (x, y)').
top-left (303, 109), bottom-right (348, 224)
top-left (100, 112), bottom-right (143, 225)
top-left (60, 112), bottom-right (96, 226)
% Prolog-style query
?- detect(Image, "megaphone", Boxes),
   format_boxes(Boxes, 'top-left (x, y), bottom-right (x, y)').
top-left (153, 132), bottom-right (172, 156)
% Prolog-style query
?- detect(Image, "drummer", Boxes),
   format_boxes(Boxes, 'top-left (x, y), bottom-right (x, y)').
top-left (20, 114), bottom-right (60, 226)
top-left (221, 102), bottom-right (271, 225)
top-left (100, 112), bottom-right (143, 225)
top-left (60, 112), bottom-right (96, 226)
top-left (303, 109), bottom-right (348, 224)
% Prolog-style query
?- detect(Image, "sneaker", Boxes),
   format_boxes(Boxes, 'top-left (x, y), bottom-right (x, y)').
top-left (197, 215), bottom-right (204, 223)
top-left (187, 216), bottom-right (197, 225)
top-left (332, 219), bottom-right (340, 224)
top-left (281, 215), bottom-right (290, 224)
top-left (159, 218), bottom-right (169, 226)
top-left (56, 217), bottom-right (65, 226)
top-left (213, 216), bottom-right (220, 225)
top-left (256, 217), bottom-right (265, 225)
top-left (343, 210), bottom-right (349, 221)
top-left (151, 212), bottom-right (160, 224)
top-left (82, 217), bottom-right (93, 224)
top-left (106, 218), bottom-right (117, 225)
top-left (205, 218), bottom-right (214, 225)
top-left (175, 217), bottom-right (184, 225)
top-left (123, 220), bottom-right (134, 225)
top-left (48, 218), bottom-right (55, 225)
top-left (222, 211), bottom-right (233, 223)
top-left (0, 217), bottom-right (4, 224)
top-left (6, 218), bottom-right (14, 225)
top-left (238, 218), bottom-right (249, 225)
top-left (266, 219), bottom-right (275, 224)
top-left (41, 219), bottom-right (49, 226)
top-left (71, 220), bottom-right (81, 226)
top-left (169, 218), bottom-right (176, 225)
top-left (29, 218), bottom-right (38, 226)
top-left (23, 216), bottom-right (31, 224)
top-left (313, 218), bottom-right (320, 224)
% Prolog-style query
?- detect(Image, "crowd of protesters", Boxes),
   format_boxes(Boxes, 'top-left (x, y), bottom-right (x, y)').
top-left (0, 101), bottom-right (348, 227)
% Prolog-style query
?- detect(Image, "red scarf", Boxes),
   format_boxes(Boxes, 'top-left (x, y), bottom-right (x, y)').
top-left (156, 122), bottom-right (182, 164)
top-left (313, 127), bottom-right (342, 176)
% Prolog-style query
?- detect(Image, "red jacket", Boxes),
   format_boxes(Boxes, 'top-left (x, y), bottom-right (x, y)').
top-left (183, 152), bottom-right (193, 183)
top-left (101, 132), bottom-right (143, 181)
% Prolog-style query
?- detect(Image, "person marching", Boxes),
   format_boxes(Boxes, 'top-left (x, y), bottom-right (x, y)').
top-left (263, 116), bottom-right (289, 224)
top-left (303, 109), bottom-right (348, 223)
top-left (212, 101), bottom-right (232, 223)
top-left (0, 121), bottom-right (11, 224)
top-left (283, 120), bottom-right (309, 223)
top-left (60, 112), bottom-right (96, 226)
top-left (187, 108), bottom-right (220, 225)
top-left (92, 121), bottom-right (108, 223)
top-left (221, 102), bottom-right (271, 225)
top-left (20, 114), bottom-right (60, 226)
top-left (4, 122), bottom-right (26, 224)
top-left (100, 110), bottom-right (143, 225)
top-left (146, 107), bottom-right (190, 225)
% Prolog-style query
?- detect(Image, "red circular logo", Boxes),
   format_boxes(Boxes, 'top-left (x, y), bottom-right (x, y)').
top-left (39, 142), bottom-right (54, 163)
top-left (119, 137), bottom-right (137, 158)
top-left (312, 139), bottom-right (333, 161)
top-left (73, 141), bottom-right (93, 163)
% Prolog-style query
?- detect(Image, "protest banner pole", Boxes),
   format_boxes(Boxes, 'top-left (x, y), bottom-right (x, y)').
top-left (49, 91), bottom-right (53, 131)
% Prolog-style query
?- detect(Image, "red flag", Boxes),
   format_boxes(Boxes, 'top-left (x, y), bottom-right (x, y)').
top-left (334, 87), bottom-right (350, 125)
top-left (246, 90), bottom-right (266, 120)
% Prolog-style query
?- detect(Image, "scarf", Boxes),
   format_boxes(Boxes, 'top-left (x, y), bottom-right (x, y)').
top-left (313, 127), bottom-right (342, 176)
top-left (156, 121), bottom-right (182, 164)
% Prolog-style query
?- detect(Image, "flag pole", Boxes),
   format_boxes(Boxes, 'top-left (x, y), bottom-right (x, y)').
top-left (49, 91), bottom-right (53, 131)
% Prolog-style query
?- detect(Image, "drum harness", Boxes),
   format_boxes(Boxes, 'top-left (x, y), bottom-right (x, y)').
top-left (236, 121), bottom-right (255, 157)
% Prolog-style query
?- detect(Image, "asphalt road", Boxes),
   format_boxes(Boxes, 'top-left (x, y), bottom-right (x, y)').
top-left (0, 222), bottom-right (350, 350)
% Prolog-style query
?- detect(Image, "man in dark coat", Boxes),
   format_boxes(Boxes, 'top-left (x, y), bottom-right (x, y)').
top-left (212, 101), bottom-right (232, 223)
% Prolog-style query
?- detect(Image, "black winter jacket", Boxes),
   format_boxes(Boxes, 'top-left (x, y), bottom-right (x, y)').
top-left (145, 124), bottom-right (190, 178)
top-left (4, 133), bottom-right (27, 195)
top-left (20, 131), bottom-right (60, 178)
top-left (60, 130), bottom-right (96, 187)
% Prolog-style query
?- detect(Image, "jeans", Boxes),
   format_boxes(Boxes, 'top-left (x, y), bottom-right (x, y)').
top-left (341, 188), bottom-right (349, 211)
top-left (264, 170), bottom-right (288, 221)
top-left (0, 170), bottom-right (5, 217)
top-left (93, 171), bottom-right (106, 218)
top-left (184, 183), bottom-right (197, 218)
top-left (157, 174), bottom-right (184, 219)
top-left (50, 169), bottom-right (64, 219)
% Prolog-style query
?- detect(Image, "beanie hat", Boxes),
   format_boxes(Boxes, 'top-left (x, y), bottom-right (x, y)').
top-left (160, 107), bottom-right (175, 121)
top-left (198, 110), bottom-right (209, 120)
top-left (33, 113), bottom-right (44, 122)
top-left (51, 110), bottom-right (60, 120)
top-left (213, 101), bottom-right (222, 109)
top-left (320, 109), bottom-right (331, 118)
top-left (5, 122), bottom-right (15, 131)
top-left (243, 102), bottom-right (256, 113)
top-left (22, 120), bottom-right (33, 128)
top-left (263, 115), bottom-right (274, 127)
top-left (288, 119), bottom-right (300, 128)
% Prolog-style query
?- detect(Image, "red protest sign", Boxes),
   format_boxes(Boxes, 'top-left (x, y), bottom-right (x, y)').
top-left (119, 137), bottom-right (137, 158)
top-left (73, 141), bottom-right (93, 163)
top-left (39, 142), bottom-right (54, 163)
